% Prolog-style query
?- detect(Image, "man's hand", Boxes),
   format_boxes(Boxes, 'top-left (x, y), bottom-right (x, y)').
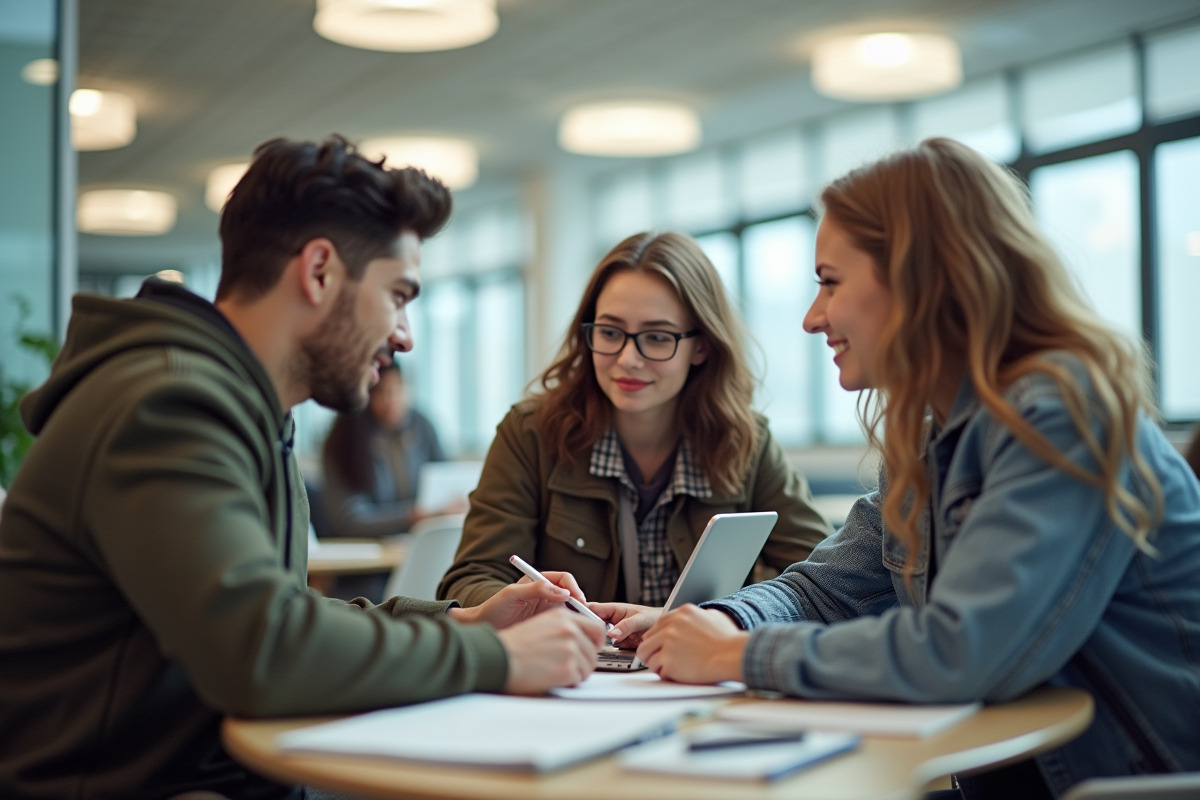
top-left (636, 604), bottom-right (748, 684)
top-left (448, 571), bottom-right (587, 630)
top-left (587, 602), bottom-right (662, 649)
top-left (498, 609), bottom-right (605, 694)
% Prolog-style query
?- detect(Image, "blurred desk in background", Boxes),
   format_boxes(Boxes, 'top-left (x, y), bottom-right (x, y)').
top-left (307, 538), bottom-right (405, 596)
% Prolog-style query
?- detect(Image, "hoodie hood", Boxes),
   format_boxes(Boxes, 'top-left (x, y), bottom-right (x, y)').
top-left (20, 283), bottom-right (285, 437)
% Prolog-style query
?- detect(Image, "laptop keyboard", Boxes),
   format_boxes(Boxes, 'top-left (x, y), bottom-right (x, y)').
top-left (596, 643), bottom-right (645, 671)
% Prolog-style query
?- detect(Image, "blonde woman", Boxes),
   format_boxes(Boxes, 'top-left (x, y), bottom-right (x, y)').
top-left (606, 140), bottom-right (1200, 797)
top-left (438, 231), bottom-right (831, 607)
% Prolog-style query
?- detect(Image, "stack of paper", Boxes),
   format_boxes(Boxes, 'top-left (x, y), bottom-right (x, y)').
top-left (717, 699), bottom-right (981, 738)
top-left (277, 694), bottom-right (700, 772)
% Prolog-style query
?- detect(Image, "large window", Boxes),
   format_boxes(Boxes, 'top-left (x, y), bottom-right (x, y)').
top-left (586, 19), bottom-right (1200, 448)
top-left (1155, 135), bottom-right (1200, 419)
top-left (1020, 43), bottom-right (1140, 153)
top-left (742, 217), bottom-right (815, 444)
top-left (910, 75), bottom-right (1019, 164)
top-left (406, 202), bottom-right (528, 456)
top-left (283, 202), bottom-right (529, 462)
top-left (1030, 151), bottom-right (1141, 339)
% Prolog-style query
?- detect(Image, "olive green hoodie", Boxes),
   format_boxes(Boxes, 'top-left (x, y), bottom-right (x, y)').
top-left (0, 283), bottom-right (507, 799)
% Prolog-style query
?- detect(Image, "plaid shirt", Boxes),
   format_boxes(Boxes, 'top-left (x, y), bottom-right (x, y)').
top-left (589, 427), bottom-right (712, 605)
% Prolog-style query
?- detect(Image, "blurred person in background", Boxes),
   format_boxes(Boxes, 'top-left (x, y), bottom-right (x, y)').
top-left (322, 360), bottom-right (462, 540)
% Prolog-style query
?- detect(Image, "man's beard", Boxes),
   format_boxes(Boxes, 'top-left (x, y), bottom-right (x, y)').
top-left (295, 286), bottom-right (376, 414)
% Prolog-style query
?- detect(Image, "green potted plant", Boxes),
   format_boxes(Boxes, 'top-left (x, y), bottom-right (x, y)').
top-left (0, 296), bottom-right (59, 488)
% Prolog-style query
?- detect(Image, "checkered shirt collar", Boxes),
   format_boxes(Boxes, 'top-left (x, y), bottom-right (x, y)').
top-left (589, 426), bottom-right (713, 499)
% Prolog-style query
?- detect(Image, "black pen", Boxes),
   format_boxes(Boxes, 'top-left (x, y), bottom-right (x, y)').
top-left (687, 732), bottom-right (806, 752)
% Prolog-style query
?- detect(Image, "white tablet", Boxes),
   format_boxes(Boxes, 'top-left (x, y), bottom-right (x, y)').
top-left (597, 510), bottom-right (779, 671)
top-left (659, 510), bottom-right (779, 612)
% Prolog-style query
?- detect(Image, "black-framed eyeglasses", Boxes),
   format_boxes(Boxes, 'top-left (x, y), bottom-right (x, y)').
top-left (582, 323), bottom-right (700, 361)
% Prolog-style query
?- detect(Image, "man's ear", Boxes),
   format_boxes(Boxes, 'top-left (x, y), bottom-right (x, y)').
top-left (297, 238), bottom-right (343, 307)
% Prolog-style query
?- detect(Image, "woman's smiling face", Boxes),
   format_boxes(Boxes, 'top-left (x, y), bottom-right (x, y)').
top-left (803, 217), bottom-right (894, 392)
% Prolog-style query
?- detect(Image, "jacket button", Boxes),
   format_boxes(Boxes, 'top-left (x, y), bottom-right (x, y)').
top-left (576, 537), bottom-right (585, 549)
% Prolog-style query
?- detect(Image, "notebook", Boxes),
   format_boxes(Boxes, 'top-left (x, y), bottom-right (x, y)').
top-left (276, 694), bottom-right (698, 772)
top-left (619, 724), bottom-right (860, 781)
top-left (597, 511), bottom-right (779, 671)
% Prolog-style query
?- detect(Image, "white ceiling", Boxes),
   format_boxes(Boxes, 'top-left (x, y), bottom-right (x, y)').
top-left (74, 0), bottom-right (1200, 275)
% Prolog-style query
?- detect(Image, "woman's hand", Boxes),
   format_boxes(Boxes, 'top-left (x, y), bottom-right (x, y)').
top-left (636, 604), bottom-right (748, 684)
top-left (587, 602), bottom-right (662, 648)
top-left (449, 571), bottom-right (587, 630)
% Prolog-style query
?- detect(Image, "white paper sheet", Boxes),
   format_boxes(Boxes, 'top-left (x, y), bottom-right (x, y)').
top-left (717, 698), bottom-right (982, 738)
top-left (549, 671), bottom-right (745, 700)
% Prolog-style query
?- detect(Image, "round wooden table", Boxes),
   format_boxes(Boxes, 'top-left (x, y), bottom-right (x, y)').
top-left (223, 686), bottom-right (1093, 800)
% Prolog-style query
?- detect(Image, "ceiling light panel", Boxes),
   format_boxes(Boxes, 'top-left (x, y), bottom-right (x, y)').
top-left (314, 0), bottom-right (498, 52)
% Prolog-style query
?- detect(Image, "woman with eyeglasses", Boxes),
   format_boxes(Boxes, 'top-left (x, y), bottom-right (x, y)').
top-left (437, 231), bottom-right (832, 609)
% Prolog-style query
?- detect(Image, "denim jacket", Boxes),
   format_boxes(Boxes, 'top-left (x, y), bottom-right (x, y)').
top-left (708, 353), bottom-right (1200, 796)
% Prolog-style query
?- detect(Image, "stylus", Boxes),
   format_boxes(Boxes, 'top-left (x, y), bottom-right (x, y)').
top-left (508, 554), bottom-right (613, 631)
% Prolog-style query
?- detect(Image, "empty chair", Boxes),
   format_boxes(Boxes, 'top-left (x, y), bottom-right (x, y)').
top-left (383, 513), bottom-right (465, 601)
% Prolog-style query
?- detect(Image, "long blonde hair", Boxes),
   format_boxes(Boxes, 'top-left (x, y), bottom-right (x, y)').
top-left (820, 138), bottom-right (1162, 565)
top-left (534, 231), bottom-right (759, 495)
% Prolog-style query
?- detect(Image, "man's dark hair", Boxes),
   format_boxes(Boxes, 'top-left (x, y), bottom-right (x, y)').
top-left (216, 134), bottom-right (452, 301)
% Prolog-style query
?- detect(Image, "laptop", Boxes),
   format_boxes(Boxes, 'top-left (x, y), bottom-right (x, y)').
top-left (414, 460), bottom-right (483, 514)
top-left (596, 511), bottom-right (779, 671)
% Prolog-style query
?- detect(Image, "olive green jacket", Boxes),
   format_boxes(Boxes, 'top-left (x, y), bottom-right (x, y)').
top-left (0, 285), bottom-right (506, 800)
top-left (439, 402), bottom-right (832, 607)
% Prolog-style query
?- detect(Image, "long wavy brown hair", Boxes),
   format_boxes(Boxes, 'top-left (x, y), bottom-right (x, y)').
top-left (533, 231), bottom-right (759, 495)
top-left (820, 138), bottom-right (1162, 569)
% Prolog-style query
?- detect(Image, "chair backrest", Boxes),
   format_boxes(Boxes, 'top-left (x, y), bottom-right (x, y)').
top-left (383, 513), bottom-right (466, 601)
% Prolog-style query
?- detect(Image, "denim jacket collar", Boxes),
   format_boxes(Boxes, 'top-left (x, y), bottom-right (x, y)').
top-left (930, 373), bottom-right (981, 448)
